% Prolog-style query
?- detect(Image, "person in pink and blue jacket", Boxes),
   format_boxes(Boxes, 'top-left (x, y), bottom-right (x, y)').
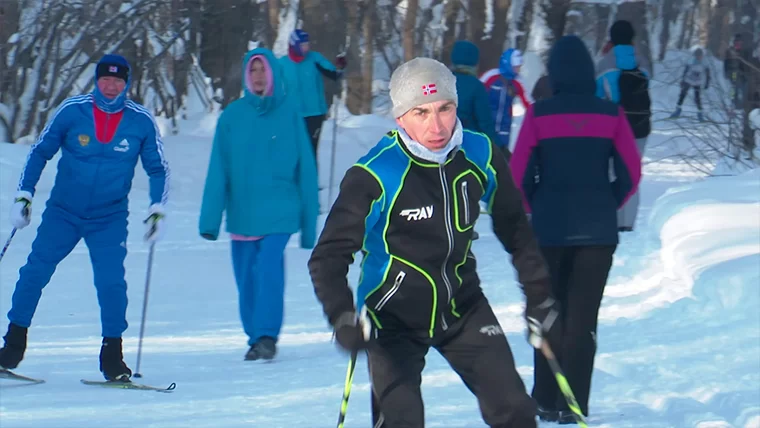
top-left (510, 35), bottom-right (641, 424)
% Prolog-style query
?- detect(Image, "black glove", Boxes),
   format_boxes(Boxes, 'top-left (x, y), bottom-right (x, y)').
top-left (335, 53), bottom-right (347, 70)
top-left (333, 311), bottom-right (369, 352)
top-left (525, 296), bottom-right (560, 349)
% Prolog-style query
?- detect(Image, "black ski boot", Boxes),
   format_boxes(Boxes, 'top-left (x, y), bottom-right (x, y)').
top-left (0, 323), bottom-right (28, 370)
top-left (536, 406), bottom-right (559, 422)
top-left (244, 336), bottom-right (277, 361)
top-left (557, 410), bottom-right (581, 424)
top-left (99, 337), bottom-right (132, 381)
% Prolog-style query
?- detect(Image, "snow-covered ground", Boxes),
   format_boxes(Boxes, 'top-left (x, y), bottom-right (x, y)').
top-left (1, 61), bottom-right (759, 427)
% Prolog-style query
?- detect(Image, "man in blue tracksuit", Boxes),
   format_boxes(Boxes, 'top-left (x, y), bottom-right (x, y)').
top-left (279, 29), bottom-right (346, 167)
top-left (0, 54), bottom-right (170, 381)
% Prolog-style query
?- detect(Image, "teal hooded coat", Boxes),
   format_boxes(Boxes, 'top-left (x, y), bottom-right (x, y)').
top-left (199, 47), bottom-right (319, 248)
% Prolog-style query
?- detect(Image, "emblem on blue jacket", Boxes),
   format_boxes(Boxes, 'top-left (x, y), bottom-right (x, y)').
top-left (78, 134), bottom-right (90, 146)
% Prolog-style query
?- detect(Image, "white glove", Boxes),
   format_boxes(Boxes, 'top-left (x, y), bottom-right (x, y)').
top-left (9, 191), bottom-right (33, 230)
top-left (143, 204), bottom-right (166, 242)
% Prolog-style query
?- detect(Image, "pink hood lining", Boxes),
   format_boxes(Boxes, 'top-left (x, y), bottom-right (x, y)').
top-left (245, 55), bottom-right (273, 97)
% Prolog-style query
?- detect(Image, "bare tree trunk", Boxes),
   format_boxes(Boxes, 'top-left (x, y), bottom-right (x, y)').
top-left (0, 0), bottom-right (21, 106)
top-left (541, 0), bottom-right (572, 50)
top-left (707, 0), bottom-right (731, 56)
top-left (696, 0), bottom-right (710, 47)
top-left (677, 8), bottom-right (694, 49)
top-left (302, 0), bottom-right (347, 111)
top-left (735, 0), bottom-right (758, 40)
top-left (684, 4), bottom-right (697, 48)
top-left (415, 0), bottom-right (443, 58)
top-left (266, 0), bottom-right (281, 46)
top-left (659, 0), bottom-right (675, 60)
top-left (479, 0), bottom-right (510, 72)
top-left (516, 0), bottom-right (535, 52)
top-left (345, 0), bottom-right (363, 114)
top-left (467, 0), bottom-right (486, 46)
top-left (186, 0), bottom-right (201, 58)
top-left (362, 0), bottom-right (376, 114)
top-left (616, 0), bottom-right (653, 76)
top-left (594, 4), bottom-right (611, 54)
top-left (200, 0), bottom-right (256, 108)
top-left (440, 0), bottom-right (462, 64)
top-left (403, 0), bottom-right (419, 61)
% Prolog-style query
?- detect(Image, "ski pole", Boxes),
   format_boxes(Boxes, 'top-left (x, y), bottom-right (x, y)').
top-left (540, 340), bottom-right (588, 427)
top-left (133, 242), bottom-right (155, 378)
top-left (336, 348), bottom-right (359, 428)
top-left (0, 228), bottom-right (18, 264)
top-left (328, 93), bottom-right (340, 208)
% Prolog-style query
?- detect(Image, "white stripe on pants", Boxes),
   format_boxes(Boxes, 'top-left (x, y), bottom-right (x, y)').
top-left (617, 137), bottom-right (648, 229)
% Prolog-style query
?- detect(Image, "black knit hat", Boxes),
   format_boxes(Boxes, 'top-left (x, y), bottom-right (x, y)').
top-left (96, 54), bottom-right (130, 82)
top-left (610, 20), bottom-right (635, 46)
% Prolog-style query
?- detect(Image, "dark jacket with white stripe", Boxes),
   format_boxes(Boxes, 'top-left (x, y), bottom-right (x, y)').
top-left (308, 128), bottom-right (551, 337)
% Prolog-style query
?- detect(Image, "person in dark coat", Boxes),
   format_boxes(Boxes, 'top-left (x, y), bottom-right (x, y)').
top-left (510, 35), bottom-right (642, 424)
top-left (450, 40), bottom-right (500, 147)
top-left (532, 74), bottom-right (552, 102)
top-left (725, 33), bottom-right (752, 109)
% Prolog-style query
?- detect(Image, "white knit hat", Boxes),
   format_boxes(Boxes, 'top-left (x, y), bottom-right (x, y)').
top-left (389, 57), bottom-right (458, 118)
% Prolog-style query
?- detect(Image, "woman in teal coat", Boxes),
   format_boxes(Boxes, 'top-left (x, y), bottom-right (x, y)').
top-left (199, 47), bottom-right (319, 361)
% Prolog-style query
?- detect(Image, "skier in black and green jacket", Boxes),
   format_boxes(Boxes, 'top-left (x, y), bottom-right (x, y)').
top-left (308, 56), bottom-right (559, 428)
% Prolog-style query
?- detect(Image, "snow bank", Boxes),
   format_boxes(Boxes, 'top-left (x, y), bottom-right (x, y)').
top-left (751, 108), bottom-right (760, 130)
top-left (648, 169), bottom-right (760, 306)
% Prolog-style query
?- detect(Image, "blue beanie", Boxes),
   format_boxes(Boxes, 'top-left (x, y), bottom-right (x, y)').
top-left (450, 40), bottom-right (480, 67)
top-left (289, 29), bottom-right (309, 56)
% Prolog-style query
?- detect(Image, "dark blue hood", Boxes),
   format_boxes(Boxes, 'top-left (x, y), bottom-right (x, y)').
top-left (548, 35), bottom-right (596, 95)
top-left (451, 40), bottom-right (479, 67)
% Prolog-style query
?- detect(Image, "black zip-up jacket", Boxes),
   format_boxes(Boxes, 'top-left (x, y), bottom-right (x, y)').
top-left (308, 129), bottom-right (551, 337)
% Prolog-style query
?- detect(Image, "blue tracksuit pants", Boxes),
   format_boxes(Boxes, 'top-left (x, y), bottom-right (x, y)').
top-left (8, 204), bottom-right (129, 338)
top-left (230, 234), bottom-right (290, 346)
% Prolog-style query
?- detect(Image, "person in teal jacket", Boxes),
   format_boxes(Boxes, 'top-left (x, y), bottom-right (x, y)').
top-left (279, 29), bottom-right (346, 164)
top-left (199, 47), bottom-right (319, 361)
top-left (450, 40), bottom-right (500, 148)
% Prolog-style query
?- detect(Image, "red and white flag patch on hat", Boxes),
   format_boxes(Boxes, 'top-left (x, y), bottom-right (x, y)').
top-left (422, 83), bottom-right (437, 96)
top-left (109, 66), bottom-right (118, 73)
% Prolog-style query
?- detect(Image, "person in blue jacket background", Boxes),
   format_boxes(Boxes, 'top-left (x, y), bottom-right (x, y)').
top-left (449, 40), bottom-right (501, 148)
top-left (279, 29), bottom-right (346, 169)
top-left (199, 47), bottom-right (319, 361)
top-left (595, 20), bottom-right (652, 232)
top-left (0, 54), bottom-right (170, 381)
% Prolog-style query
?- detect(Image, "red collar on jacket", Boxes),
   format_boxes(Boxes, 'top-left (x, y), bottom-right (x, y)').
top-left (93, 104), bottom-right (123, 143)
top-left (288, 46), bottom-right (305, 63)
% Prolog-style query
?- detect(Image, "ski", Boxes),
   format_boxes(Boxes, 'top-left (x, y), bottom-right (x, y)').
top-left (80, 379), bottom-right (176, 393)
top-left (0, 368), bottom-right (45, 384)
